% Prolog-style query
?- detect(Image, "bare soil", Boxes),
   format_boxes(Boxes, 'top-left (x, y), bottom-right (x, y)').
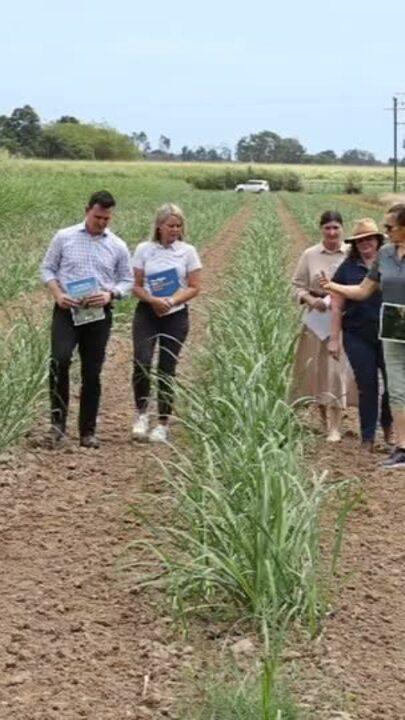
top-left (276, 197), bottom-right (405, 720)
top-left (2, 198), bottom-right (404, 720)
top-left (0, 203), bottom-right (253, 720)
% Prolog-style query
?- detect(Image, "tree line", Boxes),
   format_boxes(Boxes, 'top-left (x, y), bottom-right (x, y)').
top-left (132, 129), bottom-right (384, 165)
top-left (0, 106), bottom-right (140, 160)
top-left (0, 105), bottom-right (396, 165)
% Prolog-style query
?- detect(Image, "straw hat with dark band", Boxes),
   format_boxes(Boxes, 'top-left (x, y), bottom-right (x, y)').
top-left (344, 218), bottom-right (385, 244)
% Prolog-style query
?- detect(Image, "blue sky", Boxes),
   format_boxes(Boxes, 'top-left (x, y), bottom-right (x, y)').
top-left (2, 0), bottom-right (405, 160)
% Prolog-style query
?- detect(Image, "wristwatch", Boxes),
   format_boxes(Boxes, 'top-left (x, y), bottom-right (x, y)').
top-left (167, 297), bottom-right (175, 307)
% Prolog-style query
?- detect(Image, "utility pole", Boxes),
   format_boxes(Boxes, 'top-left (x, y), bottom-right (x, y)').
top-left (386, 95), bottom-right (405, 192)
top-left (393, 96), bottom-right (398, 193)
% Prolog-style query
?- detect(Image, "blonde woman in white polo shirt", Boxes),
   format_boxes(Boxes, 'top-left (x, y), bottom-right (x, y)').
top-left (131, 203), bottom-right (202, 442)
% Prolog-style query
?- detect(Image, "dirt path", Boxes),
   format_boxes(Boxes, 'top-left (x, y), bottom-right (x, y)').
top-left (276, 195), bottom-right (310, 264)
top-left (0, 203), bottom-right (253, 720)
top-left (276, 197), bottom-right (405, 720)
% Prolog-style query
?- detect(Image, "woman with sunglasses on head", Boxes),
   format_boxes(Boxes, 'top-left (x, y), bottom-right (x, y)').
top-left (321, 204), bottom-right (405, 468)
top-left (292, 210), bottom-right (353, 442)
top-left (327, 218), bottom-right (393, 452)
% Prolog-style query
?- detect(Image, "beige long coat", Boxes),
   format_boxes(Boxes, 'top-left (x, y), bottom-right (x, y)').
top-left (291, 242), bottom-right (356, 407)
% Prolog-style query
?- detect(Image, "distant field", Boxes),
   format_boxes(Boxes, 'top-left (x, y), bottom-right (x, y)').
top-left (0, 157), bottom-right (242, 300)
top-left (2, 156), bottom-right (405, 193)
top-left (0, 157), bottom-right (403, 300)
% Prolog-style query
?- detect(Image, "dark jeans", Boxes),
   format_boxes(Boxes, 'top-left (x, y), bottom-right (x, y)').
top-left (50, 305), bottom-right (112, 436)
top-left (132, 302), bottom-right (189, 420)
top-left (343, 330), bottom-right (393, 441)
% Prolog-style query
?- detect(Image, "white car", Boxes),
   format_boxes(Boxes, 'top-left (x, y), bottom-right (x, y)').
top-left (234, 179), bottom-right (269, 193)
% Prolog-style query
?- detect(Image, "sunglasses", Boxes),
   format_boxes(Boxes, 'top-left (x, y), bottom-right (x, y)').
top-left (323, 225), bottom-right (341, 230)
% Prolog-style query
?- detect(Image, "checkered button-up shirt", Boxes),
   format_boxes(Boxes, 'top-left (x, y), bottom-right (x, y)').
top-left (40, 222), bottom-right (133, 298)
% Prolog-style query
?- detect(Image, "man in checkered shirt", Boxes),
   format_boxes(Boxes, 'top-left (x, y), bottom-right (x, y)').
top-left (41, 190), bottom-right (133, 448)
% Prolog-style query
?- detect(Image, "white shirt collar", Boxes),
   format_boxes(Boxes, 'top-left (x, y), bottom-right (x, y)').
top-left (79, 221), bottom-right (109, 239)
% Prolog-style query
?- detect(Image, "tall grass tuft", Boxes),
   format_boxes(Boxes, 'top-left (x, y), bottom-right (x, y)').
top-left (130, 198), bottom-right (329, 716)
top-left (133, 205), bottom-right (324, 629)
top-left (185, 668), bottom-right (300, 720)
top-left (0, 312), bottom-right (49, 450)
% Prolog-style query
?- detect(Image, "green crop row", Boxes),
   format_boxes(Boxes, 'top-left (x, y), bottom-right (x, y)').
top-left (130, 196), bottom-right (341, 718)
top-left (0, 312), bottom-right (49, 451)
top-left (279, 192), bottom-right (388, 243)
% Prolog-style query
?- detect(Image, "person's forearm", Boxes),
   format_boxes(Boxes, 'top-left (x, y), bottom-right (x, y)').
top-left (47, 279), bottom-right (63, 302)
top-left (330, 306), bottom-right (342, 342)
top-left (292, 285), bottom-right (311, 305)
top-left (114, 278), bottom-right (133, 298)
top-left (134, 285), bottom-right (155, 304)
top-left (300, 291), bottom-right (315, 307)
top-left (172, 286), bottom-right (199, 305)
top-left (328, 281), bottom-right (368, 301)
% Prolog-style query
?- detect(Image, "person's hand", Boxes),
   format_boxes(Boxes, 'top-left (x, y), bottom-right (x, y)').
top-left (319, 271), bottom-right (331, 291)
top-left (56, 293), bottom-right (80, 309)
top-left (151, 297), bottom-right (173, 316)
top-left (84, 291), bottom-right (112, 307)
top-left (311, 297), bottom-right (328, 312)
top-left (327, 338), bottom-right (340, 360)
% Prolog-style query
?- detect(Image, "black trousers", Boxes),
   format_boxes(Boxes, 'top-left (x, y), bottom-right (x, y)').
top-left (132, 302), bottom-right (189, 420)
top-left (343, 330), bottom-right (392, 442)
top-left (50, 305), bottom-right (112, 436)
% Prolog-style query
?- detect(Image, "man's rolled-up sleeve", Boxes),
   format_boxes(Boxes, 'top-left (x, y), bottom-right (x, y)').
top-left (114, 245), bottom-right (134, 298)
top-left (40, 232), bottom-right (63, 284)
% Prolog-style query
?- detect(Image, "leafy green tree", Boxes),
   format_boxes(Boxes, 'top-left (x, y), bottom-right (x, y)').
top-left (236, 131), bottom-right (306, 164)
top-left (132, 131), bottom-right (151, 154)
top-left (158, 134), bottom-right (171, 152)
top-left (316, 149), bottom-right (337, 163)
top-left (236, 130), bottom-right (281, 162)
top-left (0, 105), bottom-right (42, 156)
top-left (340, 148), bottom-right (378, 166)
top-left (276, 137), bottom-right (306, 163)
top-left (181, 145), bottom-right (193, 161)
top-left (56, 115), bottom-right (80, 124)
top-left (40, 122), bottom-right (140, 160)
top-left (194, 146), bottom-right (209, 161)
top-left (217, 144), bottom-right (232, 161)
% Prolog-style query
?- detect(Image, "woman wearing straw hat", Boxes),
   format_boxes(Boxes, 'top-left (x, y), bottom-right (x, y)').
top-left (321, 205), bottom-right (405, 468)
top-left (327, 218), bottom-right (393, 452)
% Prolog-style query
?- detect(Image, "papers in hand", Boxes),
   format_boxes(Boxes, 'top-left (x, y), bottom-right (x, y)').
top-left (303, 296), bottom-right (331, 341)
top-left (66, 277), bottom-right (105, 326)
top-left (379, 303), bottom-right (405, 343)
top-left (147, 268), bottom-right (180, 297)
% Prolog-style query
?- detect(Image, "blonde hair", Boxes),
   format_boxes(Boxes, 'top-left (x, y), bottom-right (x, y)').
top-left (152, 203), bottom-right (186, 243)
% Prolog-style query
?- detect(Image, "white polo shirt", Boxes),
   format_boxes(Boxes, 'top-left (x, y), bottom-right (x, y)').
top-left (133, 239), bottom-right (202, 314)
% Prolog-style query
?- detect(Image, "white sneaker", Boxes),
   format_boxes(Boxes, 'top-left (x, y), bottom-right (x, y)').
top-left (132, 413), bottom-right (149, 441)
top-left (149, 424), bottom-right (169, 443)
top-left (326, 429), bottom-right (341, 443)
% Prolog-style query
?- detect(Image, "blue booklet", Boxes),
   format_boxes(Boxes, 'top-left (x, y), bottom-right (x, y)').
top-left (147, 267), bottom-right (180, 297)
top-left (66, 277), bottom-right (105, 326)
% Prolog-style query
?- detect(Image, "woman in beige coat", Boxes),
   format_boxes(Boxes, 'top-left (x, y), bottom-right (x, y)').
top-left (292, 210), bottom-right (350, 441)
